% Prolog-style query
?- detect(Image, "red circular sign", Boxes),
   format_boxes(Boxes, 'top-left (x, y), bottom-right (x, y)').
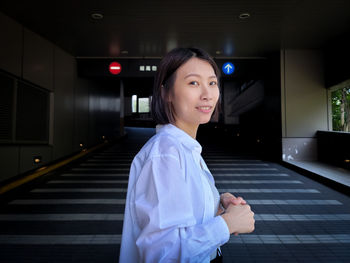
top-left (109, 62), bottom-right (121, 75)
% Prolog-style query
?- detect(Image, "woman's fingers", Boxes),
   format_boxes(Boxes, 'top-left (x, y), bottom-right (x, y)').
top-left (221, 204), bottom-right (255, 234)
top-left (235, 197), bottom-right (246, 205)
top-left (221, 193), bottom-right (247, 208)
top-left (230, 197), bottom-right (242, 205)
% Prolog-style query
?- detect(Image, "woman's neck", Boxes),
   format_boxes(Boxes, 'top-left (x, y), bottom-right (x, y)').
top-left (173, 121), bottom-right (198, 139)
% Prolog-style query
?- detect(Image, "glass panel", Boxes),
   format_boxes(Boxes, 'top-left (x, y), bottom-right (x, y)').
top-left (332, 86), bottom-right (350, 132)
top-left (138, 97), bottom-right (150, 113)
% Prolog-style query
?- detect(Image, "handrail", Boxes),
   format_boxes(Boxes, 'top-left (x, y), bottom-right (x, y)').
top-left (0, 141), bottom-right (109, 195)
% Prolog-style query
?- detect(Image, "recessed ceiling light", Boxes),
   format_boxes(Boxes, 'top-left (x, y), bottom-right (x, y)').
top-left (239, 13), bottom-right (250, 20)
top-left (121, 50), bottom-right (129, 54)
top-left (91, 13), bottom-right (104, 20)
top-left (216, 50), bottom-right (221, 55)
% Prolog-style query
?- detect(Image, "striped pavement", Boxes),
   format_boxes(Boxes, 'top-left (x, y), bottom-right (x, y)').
top-left (0, 127), bottom-right (350, 262)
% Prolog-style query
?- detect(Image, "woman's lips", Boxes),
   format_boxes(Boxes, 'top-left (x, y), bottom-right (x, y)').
top-left (196, 106), bottom-right (212, 113)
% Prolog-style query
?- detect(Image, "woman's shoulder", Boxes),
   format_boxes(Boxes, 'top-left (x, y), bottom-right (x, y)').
top-left (148, 132), bottom-right (183, 156)
top-left (135, 132), bottom-right (184, 164)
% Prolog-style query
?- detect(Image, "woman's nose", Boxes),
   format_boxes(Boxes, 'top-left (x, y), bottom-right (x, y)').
top-left (200, 85), bottom-right (212, 100)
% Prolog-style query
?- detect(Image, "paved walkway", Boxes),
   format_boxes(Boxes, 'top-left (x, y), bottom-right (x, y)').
top-left (0, 127), bottom-right (349, 262)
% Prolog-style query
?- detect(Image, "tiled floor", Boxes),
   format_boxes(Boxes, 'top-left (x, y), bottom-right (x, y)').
top-left (0, 127), bottom-right (349, 262)
top-left (210, 159), bottom-right (350, 262)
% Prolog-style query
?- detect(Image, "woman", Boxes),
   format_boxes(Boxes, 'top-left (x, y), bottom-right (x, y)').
top-left (119, 47), bottom-right (255, 263)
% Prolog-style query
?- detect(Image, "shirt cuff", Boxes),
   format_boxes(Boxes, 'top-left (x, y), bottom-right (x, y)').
top-left (213, 215), bottom-right (230, 245)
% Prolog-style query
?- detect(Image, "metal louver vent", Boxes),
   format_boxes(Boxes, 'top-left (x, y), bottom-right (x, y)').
top-left (16, 81), bottom-right (49, 142)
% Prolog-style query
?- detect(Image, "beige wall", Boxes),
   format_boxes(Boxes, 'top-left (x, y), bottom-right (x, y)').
top-left (281, 49), bottom-right (329, 161)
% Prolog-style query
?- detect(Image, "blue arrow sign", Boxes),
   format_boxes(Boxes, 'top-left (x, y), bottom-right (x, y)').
top-left (222, 62), bottom-right (235, 75)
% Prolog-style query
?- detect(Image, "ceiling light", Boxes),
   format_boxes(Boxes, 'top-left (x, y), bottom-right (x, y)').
top-left (121, 50), bottom-right (129, 54)
top-left (91, 13), bottom-right (104, 20)
top-left (239, 13), bottom-right (250, 20)
top-left (216, 50), bottom-right (221, 55)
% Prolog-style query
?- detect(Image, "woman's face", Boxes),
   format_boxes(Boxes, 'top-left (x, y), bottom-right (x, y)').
top-left (169, 57), bottom-right (219, 133)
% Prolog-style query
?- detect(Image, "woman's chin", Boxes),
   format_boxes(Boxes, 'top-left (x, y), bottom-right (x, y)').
top-left (199, 117), bottom-right (212, 124)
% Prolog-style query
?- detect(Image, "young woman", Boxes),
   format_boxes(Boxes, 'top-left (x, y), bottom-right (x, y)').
top-left (119, 47), bottom-right (255, 263)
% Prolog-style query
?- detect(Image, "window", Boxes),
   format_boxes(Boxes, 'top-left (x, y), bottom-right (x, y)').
top-left (331, 86), bottom-right (350, 132)
top-left (132, 95), bottom-right (137, 113)
top-left (0, 72), bottom-right (50, 143)
top-left (16, 81), bottom-right (49, 141)
top-left (138, 97), bottom-right (150, 113)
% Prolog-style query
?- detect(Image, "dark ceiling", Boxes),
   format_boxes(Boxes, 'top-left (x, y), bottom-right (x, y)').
top-left (1, 0), bottom-right (350, 58)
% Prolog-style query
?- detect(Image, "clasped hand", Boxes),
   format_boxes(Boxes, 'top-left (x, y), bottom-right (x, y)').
top-left (217, 192), bottom-right (246, 215)
top-left (218, 192), bottom-right (255, 235)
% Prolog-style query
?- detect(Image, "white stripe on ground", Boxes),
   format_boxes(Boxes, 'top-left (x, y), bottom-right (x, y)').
top-left (0, 214), bottom-right (124, 221)
top-left (0, 234), bottom-right (349, 244)
top-left (215, 180), bottom-right (302, 184)
top-left (47, 180), bottom-right (128, 184)
top-left (79, 163), bottom-right (130, 167)
top-left (246, 199), bottom-right (342, 205)
top-left (213, 173), bottom-right (289, 177)
top-left (2, 213), bottom-right (349, 221)
top-left (207, 164), bottom-right (269, 166)
top-left (31, 188), bottom-right (127, 193)
top-left (218, 188), bottom-right (319, 193)
top-left (61, 173), bottom-right (128, 177)
top-left (9, 199), bottom-right (126, 205)
top-left (8, 199), bottom-right (341, 205)
top-left (228, 234), bottom-right (350, 244)
top-left (211, 168), bottom-right (277, 171)
top-left (31, 188), bottom-right (317, 193)
top-left (71, 168), bottom-right (130, 171)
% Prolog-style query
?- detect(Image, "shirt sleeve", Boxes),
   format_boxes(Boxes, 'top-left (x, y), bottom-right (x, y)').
top-left (133, 154), bottom-right (230, 263)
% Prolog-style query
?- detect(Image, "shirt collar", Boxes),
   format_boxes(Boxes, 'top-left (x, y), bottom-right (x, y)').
top-left (156, 124), bottom-right (202, 154)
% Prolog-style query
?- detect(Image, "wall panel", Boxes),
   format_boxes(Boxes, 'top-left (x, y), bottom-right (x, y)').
top-left (284, 50), bottom-right (328, 138)
top-left (0, 12), bottom-right (22, 76)
top-left (23, 28), bottom-right (54, 90)
top-left (281, 49), bottom-right (328, 161)
top-left (74, 77), bottom-right (91, 151)
top-left (52, 48), bottom-right (75, 159)
top-left (0, 12), bottom-right (121, 183)
top-left (0, 146), bottom-right (19, 182)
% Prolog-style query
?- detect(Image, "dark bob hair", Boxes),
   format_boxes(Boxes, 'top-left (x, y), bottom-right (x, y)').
top-left (151, 47), bottom-right (221, 124)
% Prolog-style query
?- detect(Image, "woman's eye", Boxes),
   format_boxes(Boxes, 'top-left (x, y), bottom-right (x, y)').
top-left (189, 81), bottom-right (199, 86)
top-left (210, 81), bottom-right (217, 86)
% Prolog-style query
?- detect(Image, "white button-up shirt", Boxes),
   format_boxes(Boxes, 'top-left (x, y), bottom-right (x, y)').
top-left (119, 124), bottom-right (230, 263)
